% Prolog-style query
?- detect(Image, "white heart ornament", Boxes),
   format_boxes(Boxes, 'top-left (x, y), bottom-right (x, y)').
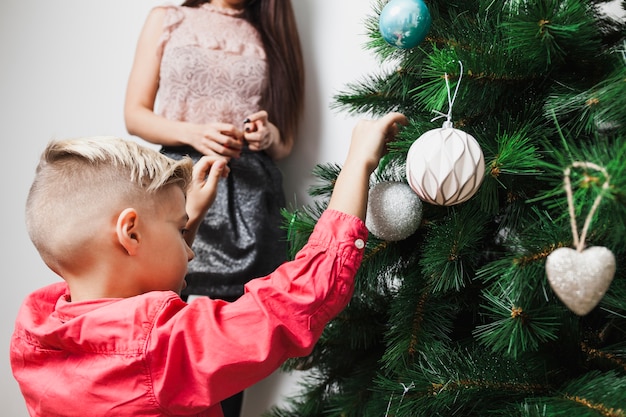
top-left (545, 246), bottom-right (616, 316)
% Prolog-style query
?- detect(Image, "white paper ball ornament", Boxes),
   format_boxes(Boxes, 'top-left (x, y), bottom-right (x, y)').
top-left (405, 62), bottom-right (485, 205)
top-left (406, 121), bottom-right (485, 205)
top-left (366, 182), bottom-right (423, 241)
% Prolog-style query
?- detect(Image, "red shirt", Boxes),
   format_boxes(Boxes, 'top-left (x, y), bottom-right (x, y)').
top-left (11, 210), bottom-right (367, 417)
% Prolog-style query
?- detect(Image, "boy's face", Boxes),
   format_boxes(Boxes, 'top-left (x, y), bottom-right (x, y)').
top-left (136, 185), bottom-right (194, 295)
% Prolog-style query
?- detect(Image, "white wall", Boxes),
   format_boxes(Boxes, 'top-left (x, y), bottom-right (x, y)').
top-left (0, 1), bottom-right (622, 416)
top-left (0, 1), bottom-right (378, 416)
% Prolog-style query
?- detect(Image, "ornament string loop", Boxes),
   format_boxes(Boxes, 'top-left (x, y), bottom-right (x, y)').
top-left (383, 382), bottom-right (415, 417)
top-left (563, 162), bottom-right (610, 252)
top-left (431, 60), bottom-right (464, 128)
top-left (383, 394), bottom-right (393, 417)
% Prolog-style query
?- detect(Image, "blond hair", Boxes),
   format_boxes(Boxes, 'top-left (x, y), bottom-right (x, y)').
top-left (25, 136), bottom-right (193, 264)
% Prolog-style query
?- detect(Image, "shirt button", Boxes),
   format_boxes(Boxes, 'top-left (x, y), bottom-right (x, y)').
top-left (354, 239), bottom-right (365, 249)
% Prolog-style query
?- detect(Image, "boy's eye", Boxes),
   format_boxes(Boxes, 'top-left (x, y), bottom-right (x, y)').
top-left (181, 228), bottom-right (190, 236)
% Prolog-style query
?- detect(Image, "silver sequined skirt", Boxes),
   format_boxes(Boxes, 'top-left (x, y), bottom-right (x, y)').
top-left (161, 146), bottom-right (288, 301)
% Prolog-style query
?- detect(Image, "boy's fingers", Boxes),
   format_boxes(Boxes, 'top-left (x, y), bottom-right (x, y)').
top-left (208, 159), bottom-right (229, 180)
top-left (382, 112), bottom-right (408, 141)
top-left (386, 111), bottom-right (408, 124)
top-left (192, 157), bottom-right (210, 180)
top-left (194, 157), bottom-right (230, 183)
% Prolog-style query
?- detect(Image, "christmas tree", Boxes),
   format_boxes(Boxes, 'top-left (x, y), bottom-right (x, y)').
top-left (268, 0), bottom-right (626, 415)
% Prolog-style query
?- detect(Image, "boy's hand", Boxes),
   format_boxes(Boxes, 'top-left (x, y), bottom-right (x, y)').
top-left (328, 112), bottom-right (407, 220)
top-left (347, 112), bottom-right (408, 174)
top-left (184, 156), bottom-right (230, 245)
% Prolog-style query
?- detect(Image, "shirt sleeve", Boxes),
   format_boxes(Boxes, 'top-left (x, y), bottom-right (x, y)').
top-left (147, 209), bottom-right (368, 413)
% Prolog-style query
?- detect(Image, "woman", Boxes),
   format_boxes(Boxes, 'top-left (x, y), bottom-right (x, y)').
top-left (124, 0), bottom-right (304, 415)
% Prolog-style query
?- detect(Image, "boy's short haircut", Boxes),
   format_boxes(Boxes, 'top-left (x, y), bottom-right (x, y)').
top-left (25, 136), bottom-right (193, 264)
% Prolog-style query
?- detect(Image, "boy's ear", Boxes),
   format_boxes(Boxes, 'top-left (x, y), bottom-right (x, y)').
top-left (116, 208), bottom-right (140, 256)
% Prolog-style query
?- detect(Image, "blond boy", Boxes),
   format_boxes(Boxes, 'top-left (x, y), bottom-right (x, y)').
top-left (11, 113), bottom-right (407, 416)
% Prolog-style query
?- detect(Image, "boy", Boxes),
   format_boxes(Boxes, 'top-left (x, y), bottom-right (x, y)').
top-left (11, 112), bottom-right (407, 416)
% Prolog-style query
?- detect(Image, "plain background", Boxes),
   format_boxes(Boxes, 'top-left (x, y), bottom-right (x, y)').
top-left (0, 1), bottom-right (622, 416)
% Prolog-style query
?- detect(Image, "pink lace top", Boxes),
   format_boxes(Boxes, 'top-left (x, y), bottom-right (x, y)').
top-left (155, 3), bottom-right (267, 125)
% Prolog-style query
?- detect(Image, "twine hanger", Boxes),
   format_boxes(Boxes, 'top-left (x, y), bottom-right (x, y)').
top-left (563, 161), bottom-right (610, 252)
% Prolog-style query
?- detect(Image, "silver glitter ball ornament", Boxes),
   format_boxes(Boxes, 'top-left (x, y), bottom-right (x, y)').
top-left (366, 181), bottom-right (423, 241)
top-left (545, 246), bottom-right (616, 316)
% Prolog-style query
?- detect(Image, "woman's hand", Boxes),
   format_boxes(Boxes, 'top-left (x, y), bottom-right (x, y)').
top-left (242, 110), bottom-right (277, 152)
top-left (185, 122), bottom-right (244, 159)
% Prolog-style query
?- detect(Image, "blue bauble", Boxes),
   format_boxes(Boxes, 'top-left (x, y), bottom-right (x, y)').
top-left (379, 0), bottom-right (431, 49)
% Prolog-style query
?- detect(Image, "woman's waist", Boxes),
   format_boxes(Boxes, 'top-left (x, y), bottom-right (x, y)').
top-left (161, 144), bottom-right (257, 158)
top-left (160, 145), bottom-right (276, 171)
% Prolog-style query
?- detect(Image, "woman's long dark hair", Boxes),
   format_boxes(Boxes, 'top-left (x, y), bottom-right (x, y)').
top-left (181, 0), bottom-right (305, 143)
